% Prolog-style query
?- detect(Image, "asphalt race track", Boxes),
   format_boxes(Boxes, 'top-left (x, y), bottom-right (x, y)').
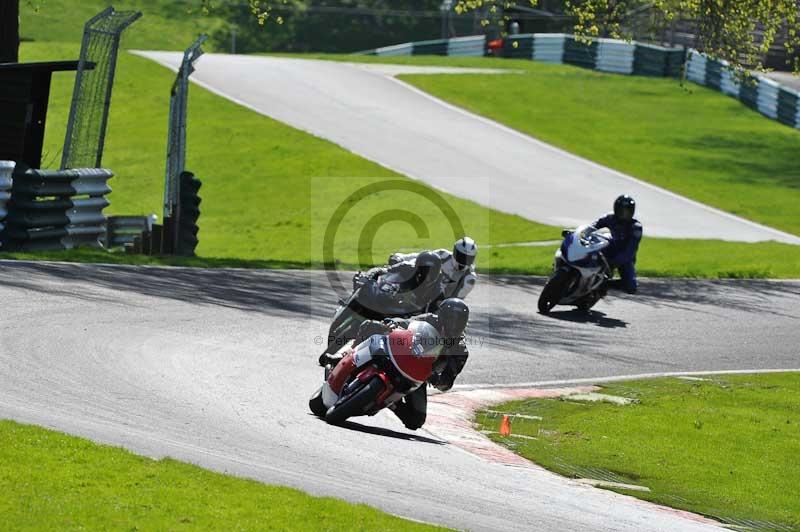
top-left (134, 51), bottom-right (800, 245)
top-left (2, 261), bottom-right (798, 530)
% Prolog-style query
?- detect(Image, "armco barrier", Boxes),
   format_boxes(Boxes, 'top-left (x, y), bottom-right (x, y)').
top-left (374, 42), bottom-right (413, 57)
top-left (105, 215), bottom-right (152, 248)
top-left (596, 39), bottom-right (635, 74)
top-left (686, 49), bottom-right (800, 129)
top-left (362, 35), bottom-right (798, 130)
top-left (503, 34), bottom-right (535, 60)
top-left (0, 161), bottom-right (13, 245)
top-left (633, 43), bottom-right (685, 77)
top-left (1, 165), bottom-right (112, 251)
top-left (413, 38), bottom-right (449, 56)
top-left (362, 34), bottom-right (683, 79)
top-left (756, 77), bottom-right (780, 119)
top-left (532, 34), bottom-right (564, 63)
top-left (720, 67), bottom-right (740, 97)
top-left (447, 35), bottom-right (486, 57)
top-left (777, 87), bottom-right (800, 127)
top-left (563, 36), bottom-right (597, 69)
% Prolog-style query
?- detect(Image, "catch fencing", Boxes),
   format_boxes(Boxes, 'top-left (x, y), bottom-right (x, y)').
top-left (0, 161), bottom-right (13, 247)
top-left (1, 166), bottom-right (112, 251)
top-left (686, 50), bottom-right (800, 130)
top-left (61, 7), bottom-right (141, 170)
top-left (359, 34), bottom-right (686, 78)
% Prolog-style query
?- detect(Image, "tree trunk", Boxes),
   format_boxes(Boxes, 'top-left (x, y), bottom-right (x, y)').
top-left (0, 0), bottom-right (20, 63)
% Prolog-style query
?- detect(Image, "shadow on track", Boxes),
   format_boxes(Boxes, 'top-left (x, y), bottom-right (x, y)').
top-left (483, 275), bottom-right (800, 318)
top-left (0, 260), bottom-right (346, 319)
top-left (324, 418), bottom-right (446, 445)
top-left (543, 309), bottom-right (628, 329)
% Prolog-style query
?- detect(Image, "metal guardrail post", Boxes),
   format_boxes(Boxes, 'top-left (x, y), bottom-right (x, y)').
top-left (164, 34), bottom-right (207, 254)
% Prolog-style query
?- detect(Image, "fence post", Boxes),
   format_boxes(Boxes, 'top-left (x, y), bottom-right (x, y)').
top-left (163, 34), bottom-right (207, 255)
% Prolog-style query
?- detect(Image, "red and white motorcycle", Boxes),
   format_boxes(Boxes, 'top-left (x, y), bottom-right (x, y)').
top-left (309, 321), bottom-right (441, 425)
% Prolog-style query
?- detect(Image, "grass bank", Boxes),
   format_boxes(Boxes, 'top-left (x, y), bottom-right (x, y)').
top-left (19, 1), bottom-right (226, 52)
top-left (9, 43), bottom-right (800, 278)
top-left (476, 373), bottom-right (800, 529)
top-left (0, 420), bottom-right (444, 530)
top-left (308, 54), bottom-right (800, 237)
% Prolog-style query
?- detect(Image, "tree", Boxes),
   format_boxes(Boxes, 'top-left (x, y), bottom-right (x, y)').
top-left (0, 0), bottom-right (20, 63)
top-left (557, 0), bottom-right (799, 72)
top-left (215, 0), bottom-right (799, 72)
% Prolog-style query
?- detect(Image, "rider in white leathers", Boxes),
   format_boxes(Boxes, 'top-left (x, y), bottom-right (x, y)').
top-left (387, 237), bottom-right (478, 301)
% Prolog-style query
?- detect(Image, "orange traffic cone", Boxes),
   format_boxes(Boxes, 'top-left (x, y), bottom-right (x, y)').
top-left (500, 414), bottom-right (512, 436)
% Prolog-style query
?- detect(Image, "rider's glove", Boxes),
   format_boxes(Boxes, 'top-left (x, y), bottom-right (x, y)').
top-left (429, 372), bottom-right (454, 392)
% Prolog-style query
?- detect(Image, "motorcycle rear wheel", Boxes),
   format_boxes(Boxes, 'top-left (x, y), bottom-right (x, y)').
top-left (538, 269), bottom-right (572, 314)
top-left (325, 376), bottom-right (384, 425)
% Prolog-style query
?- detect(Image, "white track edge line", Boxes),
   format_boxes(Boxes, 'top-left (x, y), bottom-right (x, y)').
top-left (386, 76), bottom-right (800, 244)
top-left (131, 51), bottom-right (799, 245)
top-left (454, 368), bottom-right (800, 391)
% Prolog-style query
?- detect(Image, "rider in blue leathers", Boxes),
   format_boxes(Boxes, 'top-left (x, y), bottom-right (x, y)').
top-left (593, 195), bottom-right (643, 294)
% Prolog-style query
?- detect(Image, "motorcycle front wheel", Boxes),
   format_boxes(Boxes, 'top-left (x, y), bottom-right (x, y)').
top-left (325, 376), bottom-right (384, 425)
top-left (309, 387), bottom-right (327, 418)
top-left (538, 269), bottom-right (572, 314)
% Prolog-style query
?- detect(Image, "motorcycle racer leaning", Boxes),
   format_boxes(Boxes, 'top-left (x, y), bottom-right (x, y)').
top-left (592, 195), bottom-right (643, 294)
top-left (387, 237), bottom-right (478, 300)
top-left (318, 252), bottom-right (445, 367)
top-left (353, 251), bottom-right (444, 316)
top-left (345, 298), bottom-right (470, 430)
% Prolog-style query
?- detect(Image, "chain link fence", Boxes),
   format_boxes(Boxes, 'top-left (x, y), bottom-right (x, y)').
top-left (61, 7), bottom-right (141, 170)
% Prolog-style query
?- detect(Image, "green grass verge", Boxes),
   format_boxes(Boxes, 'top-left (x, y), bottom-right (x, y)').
top-left (0, 419), bottom-right (445, 530)
top-left (19, 1), bottom-right (226, 52)
top-left (9, 43), bottom-right (800, 278)
top-left (476, 373), bottom-right (800, 528)
top-left (305, 54), bottom-right (800, 237)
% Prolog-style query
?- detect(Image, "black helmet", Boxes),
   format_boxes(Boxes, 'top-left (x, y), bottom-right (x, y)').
top-left (613, 195), bottom-right (636, 223)
top-left (414, 251), bottom-right (442, 286)
top-left (438, 298), bottom-right (469, 338)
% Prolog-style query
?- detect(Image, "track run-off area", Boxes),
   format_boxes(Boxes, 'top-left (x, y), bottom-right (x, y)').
top-left (1, 261), bottom-right (798, 530)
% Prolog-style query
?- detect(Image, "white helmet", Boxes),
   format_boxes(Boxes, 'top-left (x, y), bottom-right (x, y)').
top-left (453, 237), bottom-right (477, 270)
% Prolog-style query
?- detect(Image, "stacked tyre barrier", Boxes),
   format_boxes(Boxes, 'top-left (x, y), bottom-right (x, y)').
top-left (0, 161), bottom-right (13, 247)
top-left (686, 49), bottom-right (800, 130)
top-left (0, 165), bottom-right (112, 251)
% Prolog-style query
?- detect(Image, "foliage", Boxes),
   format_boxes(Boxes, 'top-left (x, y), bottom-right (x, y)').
top-left (564, 0), bottom-right (800, 73)
top-left (217, 1), bottom-right (799, 72)
top-left (205, 1), bottom-right (475, 54)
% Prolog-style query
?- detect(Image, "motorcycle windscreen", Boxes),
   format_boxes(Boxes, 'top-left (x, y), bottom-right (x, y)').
top-left (387, 326), bottom-right (439, 384)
